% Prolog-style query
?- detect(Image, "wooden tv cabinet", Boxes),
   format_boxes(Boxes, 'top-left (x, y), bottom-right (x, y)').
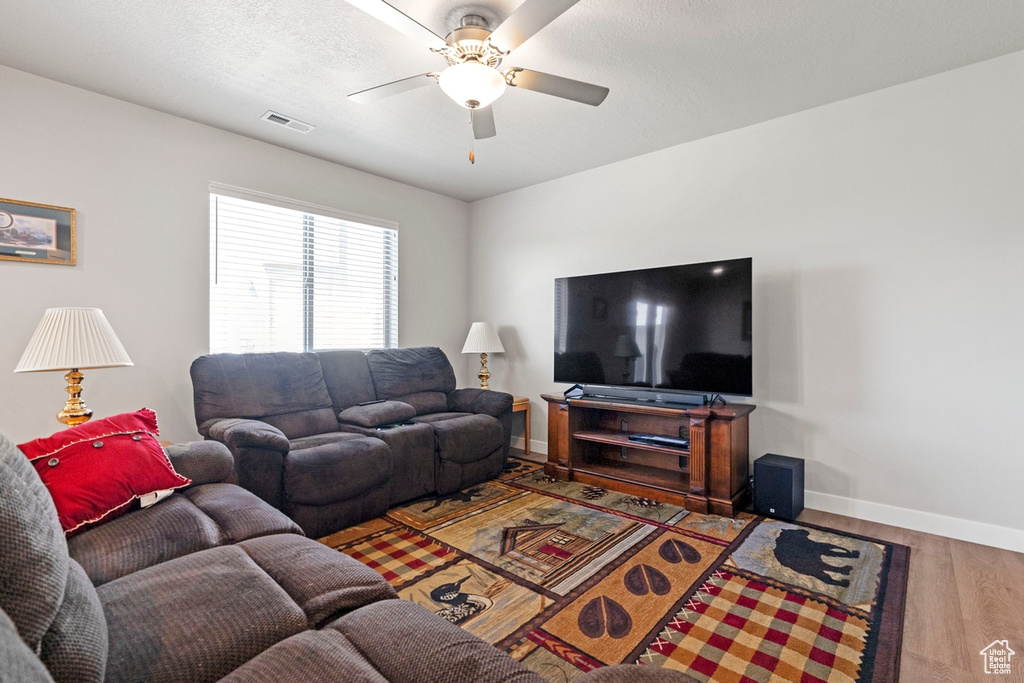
top-left (541, 394), bottom-right (755, 517)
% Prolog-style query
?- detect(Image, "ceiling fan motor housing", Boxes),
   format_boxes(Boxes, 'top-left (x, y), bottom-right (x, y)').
top-left (442, 15), bottom-right (504, 68)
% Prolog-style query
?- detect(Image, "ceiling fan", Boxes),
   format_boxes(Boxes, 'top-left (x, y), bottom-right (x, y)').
top-left (344, 0), bottom-right (609, 147)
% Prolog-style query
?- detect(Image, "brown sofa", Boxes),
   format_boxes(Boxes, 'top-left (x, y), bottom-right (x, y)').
top-left (190, 347), bottom-right (513, 538)
top-left (1, 431), bottom-right (696, 683)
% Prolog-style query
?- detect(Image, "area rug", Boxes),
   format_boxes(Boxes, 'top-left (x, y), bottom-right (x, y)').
top-left (320, 459), bottom-right (909, 682)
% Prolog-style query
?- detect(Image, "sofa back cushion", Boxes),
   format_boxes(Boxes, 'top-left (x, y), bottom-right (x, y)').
top-left (366, 347), bottom-right (456, 401)
top-left (191, 352), bottom-right (338, 440)
top-left (0, 607), bottom-right (55, 683)
top-left (1, 432), bottom-right (108, 682)
top-left (317, 349), bottom-right (379, 412)
top-left (0, 432), bottom-right (70, 651)
top-left (39, 560), bottom-right (108, 683)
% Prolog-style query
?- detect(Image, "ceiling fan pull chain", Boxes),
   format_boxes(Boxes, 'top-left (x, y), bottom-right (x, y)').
top-left (468, 110), bottom-right (476, 164)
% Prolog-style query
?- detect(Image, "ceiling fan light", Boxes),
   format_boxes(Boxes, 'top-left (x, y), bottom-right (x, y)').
top-left (438, 61), bottom-right (506, 109)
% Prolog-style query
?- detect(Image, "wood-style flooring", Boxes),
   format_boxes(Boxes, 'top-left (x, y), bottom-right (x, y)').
top-left (511, 449), bottom-right (1024, 682)
top-left (798, 508), bottom-right (1024, 683)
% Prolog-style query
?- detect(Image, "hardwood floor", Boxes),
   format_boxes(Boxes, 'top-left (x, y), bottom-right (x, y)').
top-left (798, 508), bottom-right (1024, 683)
top-left (510, 449), bottom-right (1024, 681)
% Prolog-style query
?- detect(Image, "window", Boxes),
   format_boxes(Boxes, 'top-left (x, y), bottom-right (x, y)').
top-left (209, 186), bottom-right (398, 353)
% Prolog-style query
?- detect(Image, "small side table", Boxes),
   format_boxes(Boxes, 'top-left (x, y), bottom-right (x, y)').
top-left (512, 396), bottom-right (530, 455)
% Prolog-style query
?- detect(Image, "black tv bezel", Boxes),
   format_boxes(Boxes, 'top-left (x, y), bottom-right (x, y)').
top-left (553, 257), bottom-right (753, 401)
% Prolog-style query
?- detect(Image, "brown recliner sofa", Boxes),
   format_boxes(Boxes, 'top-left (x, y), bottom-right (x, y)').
top-left (190, 346), bottom-right (512, 538)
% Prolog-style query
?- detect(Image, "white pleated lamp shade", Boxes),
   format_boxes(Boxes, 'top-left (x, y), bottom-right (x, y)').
top-left (14, 307), bottom-right (133, 373)
top-left (461, 322), bottom-right (504, 354)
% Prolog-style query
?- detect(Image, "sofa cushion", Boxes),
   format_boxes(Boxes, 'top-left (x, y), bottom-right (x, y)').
top-left (393, 391), bottom-right (450, 415)
top-left (39, 559), bottom-right (107, 683)
top-left (284, 437), bottom-right (392, 507)
top-left (191, 352), bottom-right (338, 440)
top-left (19, 409), bottom-right (191, 534)
top-left (0, 607), bottom-right (55, 683)
top-left (183, 483), bottom-right (304, 543)
top-left (0, 433), bottom-right (69, 652)
top-left (338, 400), bottom-right (416, 427)
top-left (410, 411), bottom-right (473, 424)
top-left (237, 534), bottom-right (396, 628)
top-left (68, 484), bottom-right (302, 586)
top-left (317, 349), bottom-right (379, 412)
top-left (328, 599), bottom-right (544, 683)
top-left (289, 432), bottom-right (368, 450)
top-left (366, 347), bottom-right (457, 398)
top-left (217, 629), bottom-right (388, 683)
top-left (429, 414), bottom-right (505, 465)
top-left (98, 546), bottom-right (309, 683)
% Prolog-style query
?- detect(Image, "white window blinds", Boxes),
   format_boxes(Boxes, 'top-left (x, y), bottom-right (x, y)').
top-left (209, 188), bottom-right (398, 353)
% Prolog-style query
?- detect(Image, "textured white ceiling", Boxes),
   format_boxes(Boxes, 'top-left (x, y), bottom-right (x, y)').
top-left (2, 0), bottom-right (1023, 202)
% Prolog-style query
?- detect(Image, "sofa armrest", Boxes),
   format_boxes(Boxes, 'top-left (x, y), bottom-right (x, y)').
top-left (164, 440), bottom-right (235, 487)
top-left (447, 388), bottom-right (513, 417)
top-left (204, 418), bottom-right (290, 453)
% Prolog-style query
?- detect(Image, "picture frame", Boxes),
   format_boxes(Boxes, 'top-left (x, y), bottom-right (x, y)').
top-left (0, 197), bottom-right (76, 266)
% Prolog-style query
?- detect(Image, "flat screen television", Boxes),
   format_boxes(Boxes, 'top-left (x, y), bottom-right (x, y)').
top-left (554, 257), bottom-right (752, 401)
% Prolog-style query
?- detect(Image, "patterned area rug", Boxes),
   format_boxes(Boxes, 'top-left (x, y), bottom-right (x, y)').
top-left (320, 459), bottom-right (909, 682)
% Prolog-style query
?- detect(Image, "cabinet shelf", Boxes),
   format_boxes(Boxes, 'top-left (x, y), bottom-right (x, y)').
top-left (573, 430), bottom-right (691, 457)
top-left (573, 460), bottom-right (688, 493)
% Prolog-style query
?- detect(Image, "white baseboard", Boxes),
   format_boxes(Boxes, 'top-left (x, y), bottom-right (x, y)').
top-left (805, 490), bottom-right (1024, 554)
top-left (517, 443), bottom-right (1024, 553)
top-left (511, 436), bottom-right (545, 458)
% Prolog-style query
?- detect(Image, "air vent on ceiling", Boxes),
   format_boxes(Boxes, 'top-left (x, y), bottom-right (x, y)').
top-left (261, 111), bottom-right (315, 134)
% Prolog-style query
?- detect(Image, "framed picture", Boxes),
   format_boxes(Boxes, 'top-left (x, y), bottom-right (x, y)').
top-left (0, 197), bottom-right (76, 266)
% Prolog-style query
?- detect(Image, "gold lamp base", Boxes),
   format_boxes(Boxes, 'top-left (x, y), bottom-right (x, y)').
top-left (57, 369), bottom-right (93, 427)
top-left (477, 352), bottom-right (491, 390)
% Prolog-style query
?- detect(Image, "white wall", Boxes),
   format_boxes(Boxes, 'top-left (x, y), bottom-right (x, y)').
top-left (470, 51), bottom-right (1024, 549)
top-left (0, 66), bottom-right (471, 444)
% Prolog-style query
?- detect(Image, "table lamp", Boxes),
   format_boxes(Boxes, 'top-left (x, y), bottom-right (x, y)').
top-left (461, 322), bottom-right (504, 389)
top-left (14, 307), bottom-right (133, 427)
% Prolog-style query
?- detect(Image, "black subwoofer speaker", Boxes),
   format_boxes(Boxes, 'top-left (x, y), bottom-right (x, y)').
top-left (753, 453), bottom-right (805, 520)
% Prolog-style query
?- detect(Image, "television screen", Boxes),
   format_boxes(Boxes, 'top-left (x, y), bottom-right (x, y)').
top-left (554, 257), bottom-right (752, 397)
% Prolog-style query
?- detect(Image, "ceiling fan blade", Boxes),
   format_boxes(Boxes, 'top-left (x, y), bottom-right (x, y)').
top-left (343, 0), bottom-right (447, 51)
top-left (471, 106), bottom-right (497, 139)
top-left (506, 68), bottom-right (609, 106)
top-left (349, 73), bottom-right (438, 104)
top-left (487, 0), bottom-right (580, 54)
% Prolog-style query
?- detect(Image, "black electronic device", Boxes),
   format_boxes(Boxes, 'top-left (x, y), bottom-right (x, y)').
top-left (753, 453), bottom-right (805, 520)
top-left (627, 433), bottom-right (690, 449)
top-left (553, 257), bottom-right (752, 402)
top-left (358, 399), bottom-right (386, 406)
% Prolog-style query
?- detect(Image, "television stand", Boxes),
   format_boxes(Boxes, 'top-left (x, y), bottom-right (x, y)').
top-left (541, 395), bottom-right (755, 517)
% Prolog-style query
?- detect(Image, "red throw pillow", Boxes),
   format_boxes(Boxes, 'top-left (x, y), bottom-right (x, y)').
top-left (19, 408), bottom-right (191, 535)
